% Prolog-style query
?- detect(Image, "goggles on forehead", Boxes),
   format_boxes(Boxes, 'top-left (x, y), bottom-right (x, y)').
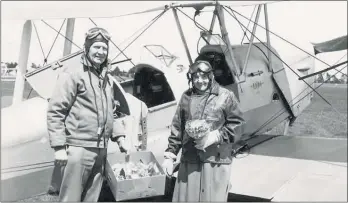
top-left (189, 60), bottom-right (212, 74)
top-left (187, 60), bottom-right (213, 82)
top-left (85, 27), bottom-right (111, 41)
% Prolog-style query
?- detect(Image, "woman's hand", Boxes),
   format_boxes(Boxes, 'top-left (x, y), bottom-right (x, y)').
top-left (194, 130), bottom-right (221, 151)
top-left (162, 158), bottom-right (174, 177)
top-left (162, 152), bottom-right (177, 177)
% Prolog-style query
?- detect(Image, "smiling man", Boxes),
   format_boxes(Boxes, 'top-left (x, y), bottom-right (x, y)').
top-left (47, 27), bottom-right (129, 202)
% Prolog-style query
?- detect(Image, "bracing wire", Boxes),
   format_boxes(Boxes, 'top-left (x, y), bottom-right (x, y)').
top-left (246, 53), bottom-right (347, 138)
top-left (45, 19), bottom-right (66, 64)
top-left (223, 6), bottom-right (341, 115)
top-left (32, 22), bottom-right (46, 61)
top-left (27, 19), bottom-right (66, 99)
top-left (241, 5), bottom-right (256, 44)
top-left (111, 9), bottom-right (168, 62)
top-left (249, 64), bottom-right (347, 138)
top-left (223, 5), bottom-right (347, 137)
top-left (226, 6), bottom-right (348, 77)
top-left (41, 20), bottom-right (81, 49)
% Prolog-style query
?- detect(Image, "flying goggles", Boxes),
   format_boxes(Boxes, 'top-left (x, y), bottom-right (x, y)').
top-left (187, 60), bottom-right (213, 81)
top-left (85, 27), bottom-right (111, 41)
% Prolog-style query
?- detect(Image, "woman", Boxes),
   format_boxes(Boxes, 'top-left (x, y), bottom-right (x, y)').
top-left (162, 60), bottom-right (245, 201)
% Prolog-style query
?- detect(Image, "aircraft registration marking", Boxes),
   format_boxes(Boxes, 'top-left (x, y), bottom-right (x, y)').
top-left (251, 81), bottom-right (264, 89)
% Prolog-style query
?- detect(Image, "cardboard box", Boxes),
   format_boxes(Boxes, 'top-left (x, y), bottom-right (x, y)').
top-left (105, 151), bottom-right (166, 201)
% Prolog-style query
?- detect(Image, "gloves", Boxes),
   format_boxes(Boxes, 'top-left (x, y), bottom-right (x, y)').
top-left (117, 136), bottom-right (129, 154)
top-left (194, 130), bottom-right (222, 152)
top-left (54, 146), bottom-right (68, 166)
top-left (162, 159), bottom-right (174, 177)
top-left (162, 152), bottom-right (176, 177)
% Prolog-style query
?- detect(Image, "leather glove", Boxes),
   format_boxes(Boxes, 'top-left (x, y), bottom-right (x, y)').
top-left (162, 152), bottom-right (176, 177)
top-left (162, 159), bottom-right (174, 177)
top-left (54, 146), bottom-right (68, 166)
top-left (117, 136), bottom-right (129, 154)
top-left (194, 130), bottom-right (222, 152)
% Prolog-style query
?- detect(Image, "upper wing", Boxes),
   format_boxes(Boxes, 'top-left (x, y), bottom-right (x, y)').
top-left (2, 1), bottom-right (168, 20)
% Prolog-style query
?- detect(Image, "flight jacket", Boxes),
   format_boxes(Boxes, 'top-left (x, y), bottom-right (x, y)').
top-left (47, 54), bottom-right (126, 149)
top-left (165, 81), bottom-right (245, 164)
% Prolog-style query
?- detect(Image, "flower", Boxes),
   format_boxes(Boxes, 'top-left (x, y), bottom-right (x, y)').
top-left (185, 119), bottom-right (211, 139)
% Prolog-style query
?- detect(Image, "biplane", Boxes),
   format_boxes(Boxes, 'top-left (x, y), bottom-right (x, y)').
top-left (1, 1), bottom-right (347, 201)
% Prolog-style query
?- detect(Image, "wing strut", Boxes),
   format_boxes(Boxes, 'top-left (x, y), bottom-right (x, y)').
top-left (111, 9), bottom-right (168, 62)
top-left (63, 18), bottom-right (75, 56)
top-left (12, 21), bottom-right (32, 105)
top-left (173, 8), bottom-right (193, 65)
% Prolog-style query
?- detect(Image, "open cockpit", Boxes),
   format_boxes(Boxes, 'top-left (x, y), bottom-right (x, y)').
top-left (119, 64), bottom-right (176, 109)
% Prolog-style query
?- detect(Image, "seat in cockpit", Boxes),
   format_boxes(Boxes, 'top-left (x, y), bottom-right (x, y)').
top-left (133, 66), bottom-right (175, 108)
top-left (196, 51), bottom-right (234, 86)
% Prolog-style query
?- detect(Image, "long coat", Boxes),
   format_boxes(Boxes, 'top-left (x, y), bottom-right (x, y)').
top-left (165, 81), bottom-right (245, 201)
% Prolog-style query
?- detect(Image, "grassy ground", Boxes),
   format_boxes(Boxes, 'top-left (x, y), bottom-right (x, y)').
top-left (288, 83), bottom-right (347, 138)
top-left (17, 194), bottom-right (59, 202)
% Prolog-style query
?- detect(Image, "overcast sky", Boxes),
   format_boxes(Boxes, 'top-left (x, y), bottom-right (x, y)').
top-left (1, 1), bottom-right (347, 75)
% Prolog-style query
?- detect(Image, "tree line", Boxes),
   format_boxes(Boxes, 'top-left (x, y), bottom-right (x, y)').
top-left (315, 72), bottom-right (347, 84)
top-left (3, 61), bottom-right (347, 84)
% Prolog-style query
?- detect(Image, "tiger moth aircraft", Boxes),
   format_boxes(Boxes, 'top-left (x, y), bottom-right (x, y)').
top-left (1, 1), bottom-right (347, 201)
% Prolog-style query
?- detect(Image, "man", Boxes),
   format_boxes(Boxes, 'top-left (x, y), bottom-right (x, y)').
top-left (162, 60), bottom-right (245, 201)
top-left (47, 27), bottom-right (128, 202)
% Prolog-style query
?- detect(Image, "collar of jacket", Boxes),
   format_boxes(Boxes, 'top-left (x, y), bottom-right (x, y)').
top-left (209, 80), bottom-right (220, 95)
top-left (80, 53), bottom-right (110, 74)
top-left (80, 53), bottom-right (112, 85)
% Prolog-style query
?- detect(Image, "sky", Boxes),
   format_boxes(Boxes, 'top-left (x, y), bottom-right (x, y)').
top-left (1, 1), bottom-right (347, 76)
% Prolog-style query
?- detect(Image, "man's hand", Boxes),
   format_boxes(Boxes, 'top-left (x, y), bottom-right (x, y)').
top-left (117, 136), bottom-right (129, 154)
top-left (194, 130), bottom-right (221, 152)
top-left (54, 147), bottom-right (68, 166)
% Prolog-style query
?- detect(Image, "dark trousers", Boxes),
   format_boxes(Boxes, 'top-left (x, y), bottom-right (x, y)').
top-left (59, 146), bottom-right (107, 202)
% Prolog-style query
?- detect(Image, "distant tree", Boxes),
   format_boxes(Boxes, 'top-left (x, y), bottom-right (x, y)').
top-left (316, 73), bottom-right (324, 83)
top-left (331, 75), bottom-right (340, 84)
top-left (121, 70), bottom-right (127, 77)
top-left (115, 67), bottom-right (121, 75)
top-left (128, 67), bottom-right (136, 78)
top-left (110, 66), bottom-right (122, 76)
top-left (326, 73), bottom-right (331, 83)
top-left (6, 62), bottom-right (18, 69)
top-left (31, 63), bottom-right (41, 69)
top-left (340, 74), bottom-right (347, 84)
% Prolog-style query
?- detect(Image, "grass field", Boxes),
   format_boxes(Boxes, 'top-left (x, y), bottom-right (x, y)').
top-left (288, 83), bottom-right (347, 138)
